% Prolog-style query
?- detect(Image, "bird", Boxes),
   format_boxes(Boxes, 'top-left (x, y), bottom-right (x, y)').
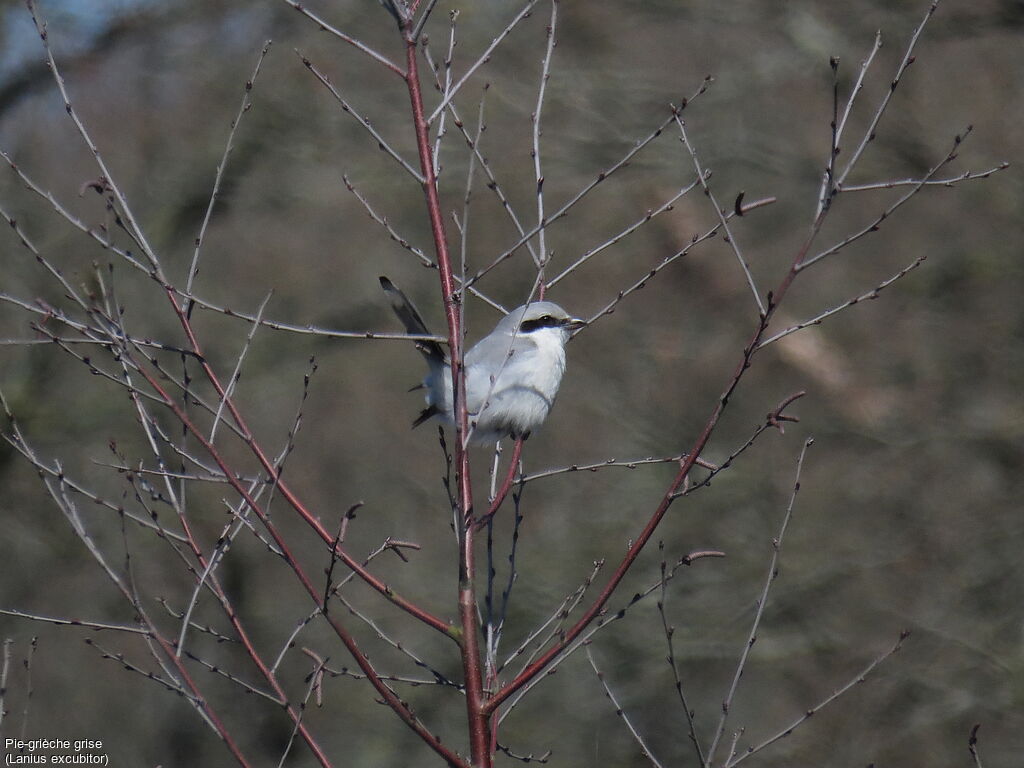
top-left (380, 276), bottom-right (585, 443)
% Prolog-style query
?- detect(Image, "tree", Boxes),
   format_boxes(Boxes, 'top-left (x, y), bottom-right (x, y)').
top-left (0, 0), bottom-right (1017, 765)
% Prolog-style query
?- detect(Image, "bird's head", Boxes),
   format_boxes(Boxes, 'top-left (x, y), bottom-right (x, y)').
top-left (499, 301), bottom-right (586, 344)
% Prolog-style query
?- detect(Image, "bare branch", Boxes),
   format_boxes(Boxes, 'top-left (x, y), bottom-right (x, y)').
top-left (496, 550), bottom-right (724, 723)
top-left (0, 608), bottom-right (149, 636)
top-left (531, 0), bottom-right (558, 272)
top-left (759, 255), bottom-right (928, 348)
top-left (547, 181), bottom-right (699, 288)
top-left (839, 164), bottom-right (1008, 192)
top-left (586, 645), bottom-right (665, 768)
top-left (186, 41), bottom-right (272, 312)
top-left (84, 639), bottom-right (189, 699)
top-left (800, 128), bottom-right (972, 271)
top-left (183, 651), bottom-right (285, 706)
top-left (185, 291), bottom-right (447, 342)
top-left (835, 32), bottom-right (882, 153)
top-left (410, 0), bottom-right (442, 42)
top-left (705, 438), bottom-right (813, 767)
top-left (581, 197), bottom-right (777, 329)
top-left (430, 11), bottom-right (458, 178)
top-left (674, 113), bottom-right (765, 315)
top-left (968, 724), bottom-right (985, 768)
top-left (421, 43), bottom-right (541, 267)
top-left (0, 639), bottom-right (11, 731)
top-left (25, 0), bottom-right (162, 272)
top-left (495, 742), bottom-right (551, 764)
top-left (657, 543), bottom-right (704, 764)
top-left (210, 292), bottom-right (272, 443)
top-left (467, 83), bottom-right (714, 288)
top-left (520, 452), bottom-right (717, 485)
top-left (834, 2), bottom-right (941, 190)
top-left (299, 51), bottom-right (425, 184)
top-left (427, 0), bottom-right (542, 124)
top-left (726, 631), bottom-right (910, 767)
top-left (281, 0), bottom-right (405, 76)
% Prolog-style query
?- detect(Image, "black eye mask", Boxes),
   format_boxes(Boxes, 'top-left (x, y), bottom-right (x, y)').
top-left (518, 315), bottom-right (563, 333)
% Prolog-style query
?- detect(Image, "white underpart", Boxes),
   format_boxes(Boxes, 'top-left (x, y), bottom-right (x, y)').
top-left (426, 325), bottom-right (570, 443)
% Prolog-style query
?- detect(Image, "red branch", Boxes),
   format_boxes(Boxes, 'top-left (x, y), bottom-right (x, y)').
top-left (150, 633), bottom-right (253, 766)
top-left (403, 22), bottom-right (491, 767)
top-left (132, 359), bottom-right (469, 768)
top-left (483, 203), bottom-right (825, 717)
top-left (477, 438), bottom-right (524, 528)
top-left (162, 287), bottom-right (454, 639)
top-left (168, 499), bottom-right (333, 766)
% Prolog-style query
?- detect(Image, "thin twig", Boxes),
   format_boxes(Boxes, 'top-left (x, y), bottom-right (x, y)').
top-left (520, 452), bottom-right (717, 485)
top-left (705, 438), bottom-right (813, 767)
top-left (26, 0), bottom-right (161, 272)
top-left (838, 164), bottom-right (1008, 192)
top-left (726, 631), bottom-right (910, 767)
top-left (834, 3), bottom-right (940, 190)
top-left (186, 291), bottom-right (447, 342)
top-left (1, 149), bottom-right (149, 276)
top-left (586, 645), bottom-right (666, 768)
top-left (657, 542), bottom-right (704, 764)
top-left (495, 742), bottom-right (551, 764)
top-left (547, 181), bottom-right (699, 288)
top-left (800, 128), bottom-right (974, 271)
top-left (674, 113), bottom-right (764, 315)
top-left (968, 724), bottom-right (984, 768)
top-left (410, 0), bottom-right (442, 42)
top-left (186, 41), bottom-right (272, 315)
top-left (421, 43), bottom-right (541, 266)
top-left (18, 637), bottom-right (36, 741)
top-left (183, 651), bottom-right (284, 706)
top-left (0, 402), bottom-right (187, 541)
top-left (495, 478), bottom-right (527, 653)
top-left (298, 51), bottom-right (425, 184)
top-left (835, 32), bottom-right (882, 156)
top-left (427, 0), bottom-right (542, 124)
top-left (281, 0), bottom-right (405, 76)
top-left (758, 255), bottom-right (928, 348)
top-left (210, 292), bottom-right (272, 443)
top-left (157, 599), bottom-right (236, 644)
top-left (679, 392), bottom-right (807, 499)
top-left (581, 196), bottom-right (777, 329)
top-left (815, 55), bottom-right (841, 217)
top-left (467, 83), bottom-right (713, 288)
top-left (531, 0), bottom-right (558, 271)
top-left (334, 590), bottom-right (459, 689)
top-left (0, 608), bottom-right (150, 635)
top-left (496, 550), bottom-right (724, 724)
top-left (499, 560), bottom-right (603, 675)
top-left (430, 11), bottom-right (458, 178)
top-left (342, 173), bottom-right (506, 313)
top-left (276, 654), bottom-right (329, 768)
top-left (0, 638), bottom-right (12, 731)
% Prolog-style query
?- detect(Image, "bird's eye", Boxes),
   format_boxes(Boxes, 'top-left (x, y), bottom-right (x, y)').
top-left (540, 315), bottom-right (553, 324)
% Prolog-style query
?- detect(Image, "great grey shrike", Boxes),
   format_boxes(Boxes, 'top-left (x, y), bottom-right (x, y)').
top-left (380, 277), bottom-right (585, 443)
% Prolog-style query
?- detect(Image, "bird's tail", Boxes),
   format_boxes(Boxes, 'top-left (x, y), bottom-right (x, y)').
top-left (412, 404), bottom-right (441, 429)
top-left (379, 276), bottom-right (447, 364)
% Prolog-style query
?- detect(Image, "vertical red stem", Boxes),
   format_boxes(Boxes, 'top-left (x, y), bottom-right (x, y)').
top-left (404, 28), bottom-right (491, 767)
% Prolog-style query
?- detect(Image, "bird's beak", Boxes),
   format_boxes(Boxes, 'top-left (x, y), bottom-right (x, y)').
top-left (563, 317), bottom-right (587, 331)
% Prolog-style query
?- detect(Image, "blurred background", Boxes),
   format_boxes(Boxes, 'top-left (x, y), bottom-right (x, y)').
top-left (0, 0), bottom-right (1021, 765)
